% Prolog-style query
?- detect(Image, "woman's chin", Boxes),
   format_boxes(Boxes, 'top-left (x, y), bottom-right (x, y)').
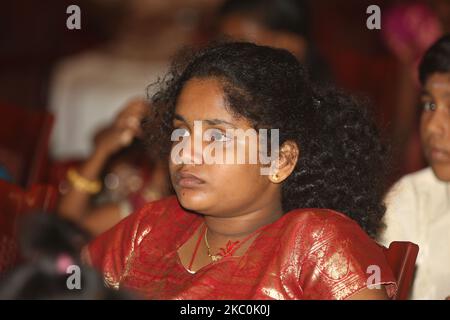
top-left (176, 188), bottom-right (212, 212)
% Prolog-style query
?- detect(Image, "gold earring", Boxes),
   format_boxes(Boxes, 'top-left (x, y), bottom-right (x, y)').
top-left (272, 174), bottom-right (279, 181)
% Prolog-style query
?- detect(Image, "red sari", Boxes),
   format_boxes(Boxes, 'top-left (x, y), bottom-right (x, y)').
top-left (87, 196), bottom-right (397, 299)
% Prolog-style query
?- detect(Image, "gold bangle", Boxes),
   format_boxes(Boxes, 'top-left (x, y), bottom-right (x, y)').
top-left (67, 168), bottom-right (102, 194)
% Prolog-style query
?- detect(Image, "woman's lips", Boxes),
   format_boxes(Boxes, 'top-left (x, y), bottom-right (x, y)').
top-left (175, 171), bottom-right (205, 188)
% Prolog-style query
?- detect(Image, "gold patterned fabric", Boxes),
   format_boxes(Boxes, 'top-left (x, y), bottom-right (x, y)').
top-left (88, 196), bottom-right (397, 299)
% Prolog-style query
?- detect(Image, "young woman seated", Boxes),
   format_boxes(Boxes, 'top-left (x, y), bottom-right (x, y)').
top-left (85, 42), bottom-right (397, 300)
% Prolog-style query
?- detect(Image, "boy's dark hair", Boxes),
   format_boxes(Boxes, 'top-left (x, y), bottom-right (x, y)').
top-left (419, 34), bottom-right (450, 85)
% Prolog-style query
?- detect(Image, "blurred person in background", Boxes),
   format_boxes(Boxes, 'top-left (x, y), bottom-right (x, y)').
top-left (57, 99), bottom-right (172, 236)
top-left (0, 213), bottom-right (132, 299)
top-left (215, 0), bottom-right (331, 83)
top-left (382, 35), bottom-right (450, 300)
top-left (49, 0), bottom-right (220, 160)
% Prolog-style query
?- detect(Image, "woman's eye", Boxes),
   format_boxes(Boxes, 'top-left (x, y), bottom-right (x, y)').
top-left (206, 130), bottom-right (230, 142)
top-left (175, 128), bottom-right (190, 137)
top-left (422, 101), bottom-right (437, 111)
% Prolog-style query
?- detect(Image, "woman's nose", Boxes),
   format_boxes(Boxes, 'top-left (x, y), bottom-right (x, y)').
top-left (178, 133), bottom-right (203, 165)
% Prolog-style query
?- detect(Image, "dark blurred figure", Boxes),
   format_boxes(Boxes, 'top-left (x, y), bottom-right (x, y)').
top-left (428, 0), bottom-right (450, 33)
top-left (0, 213), bottom-right (132, 299)
top-left (381, 1), bottom-right (442, 178)
top-left (216, 0), bottom-right (331, 82)
top-left (49, 0), bottom-right (220, 160)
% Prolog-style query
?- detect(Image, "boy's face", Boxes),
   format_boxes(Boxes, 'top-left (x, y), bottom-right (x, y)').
top-left (420, 72), bottom-right (450, 181)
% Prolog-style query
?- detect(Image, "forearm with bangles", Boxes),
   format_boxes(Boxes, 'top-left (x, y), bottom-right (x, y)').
top-left (58, 149), bottom-right (109, 221)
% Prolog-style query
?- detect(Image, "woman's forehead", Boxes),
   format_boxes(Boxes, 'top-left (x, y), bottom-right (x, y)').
top-left (175, 78), bottom-right (251, 127)
top-left (175, 79), bottom-right (229, 123)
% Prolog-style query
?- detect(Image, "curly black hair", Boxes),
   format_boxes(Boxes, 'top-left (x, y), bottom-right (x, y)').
top-left (144, 42), bottom-right (387, 239)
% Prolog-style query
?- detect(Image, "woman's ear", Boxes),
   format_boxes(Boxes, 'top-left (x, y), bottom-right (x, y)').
top-left (268, 140), bottom-right (300, 184)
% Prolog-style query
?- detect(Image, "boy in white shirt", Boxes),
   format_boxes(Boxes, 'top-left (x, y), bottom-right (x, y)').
top-left (382, 35), bottom-right (450, 300)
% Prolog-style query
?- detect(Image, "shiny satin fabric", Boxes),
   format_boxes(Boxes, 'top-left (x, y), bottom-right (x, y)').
top-left (88, 196), bottom-right (397, 299)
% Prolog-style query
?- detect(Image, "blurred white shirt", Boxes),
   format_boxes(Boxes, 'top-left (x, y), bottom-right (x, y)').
top-left (382, 167), bottom-right (450, 300)
top-left (49, 51), bottom-right (167, 160)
